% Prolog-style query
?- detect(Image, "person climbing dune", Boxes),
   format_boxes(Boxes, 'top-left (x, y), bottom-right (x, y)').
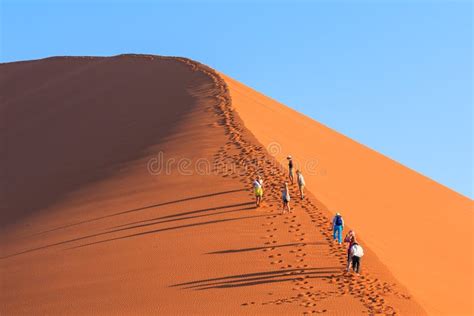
top-left (332, 212), bottom-right (344, 244)
top-left (253, 176), bottom-right (264, 207)
top-left (349, 242), bottom-right (364, 274)
top-left (296, 169), bottom-right (305, 199)
top-left (344, 230), bottom-right (356, 271)
top-left (287, 155), bottom-right (294, 184)
top-left (281, 182), bottom-right (291, 214)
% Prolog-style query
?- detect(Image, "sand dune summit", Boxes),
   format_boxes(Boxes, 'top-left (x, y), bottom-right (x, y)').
top-left (1, 54), bottom-right (471, 315)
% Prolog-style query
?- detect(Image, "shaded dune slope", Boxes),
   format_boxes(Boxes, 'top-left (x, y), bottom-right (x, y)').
top-left (1, 55), bottom-right (428, 315)
top-left (221, 74), bottom-right (473, 316)
top-left (1, 56), bottom-right (212, 225)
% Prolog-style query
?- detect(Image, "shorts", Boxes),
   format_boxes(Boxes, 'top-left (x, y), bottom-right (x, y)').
top-left (254, 187), bottom-right (263, 197)
top-left (282, 197), bottom-right (290, 203)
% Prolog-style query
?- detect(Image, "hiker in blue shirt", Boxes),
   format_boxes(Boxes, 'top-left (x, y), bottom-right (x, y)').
top-left (332, 212), bottom-right (344, 244)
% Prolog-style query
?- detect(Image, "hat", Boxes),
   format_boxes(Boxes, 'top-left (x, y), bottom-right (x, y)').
top-left (336, 212), bottom-right (340, 216)
top-left (287, 155), bottom-right (292, 159)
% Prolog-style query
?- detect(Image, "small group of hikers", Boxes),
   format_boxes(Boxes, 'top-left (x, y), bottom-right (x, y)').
top-left (252, 155), bottom-right (305, 214)
top-left (288, 155), bottom-right (306, 200)
top-left (333, 212), bottom-right (364, 274)
top-left (252, 154), bottom-right (364, 274)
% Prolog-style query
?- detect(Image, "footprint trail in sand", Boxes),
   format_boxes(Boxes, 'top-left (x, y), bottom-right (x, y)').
top-left (181, 60), bottom-right (414, 315)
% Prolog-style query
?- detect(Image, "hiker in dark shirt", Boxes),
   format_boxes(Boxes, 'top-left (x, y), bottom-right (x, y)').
top-left (344, 230), bottom-right (356, 271)
top-left (287, 155), bottom-right (294, 184)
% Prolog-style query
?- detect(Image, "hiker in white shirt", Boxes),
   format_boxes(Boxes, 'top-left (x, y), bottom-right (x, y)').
top-left (349, 242), bottom-right (364, 274)
top-left (281, 182), bottom-right (291, 214)
top-left (296, 169), bottom-right (305, 199)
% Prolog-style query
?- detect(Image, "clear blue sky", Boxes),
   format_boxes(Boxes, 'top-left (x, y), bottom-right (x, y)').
top-left (1, 0), bottom-right (472, 198)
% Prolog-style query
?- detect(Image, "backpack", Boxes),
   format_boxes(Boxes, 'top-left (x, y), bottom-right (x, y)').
top-left (351, 244), bottom-right (364, 257)
top-left (335, 215), bottom-right (343, 226)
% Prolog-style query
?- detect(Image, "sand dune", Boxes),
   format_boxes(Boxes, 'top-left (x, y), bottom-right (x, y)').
top-left (221, 74), bottom-right (473, 315)
top-left (0, 54), bottom-right (461, 315)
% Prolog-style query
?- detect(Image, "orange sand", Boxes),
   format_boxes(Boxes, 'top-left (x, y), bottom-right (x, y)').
top-left (222, 74), bottom-right (473, 315)
top-left (0, 54), bottom-right (460, 315)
